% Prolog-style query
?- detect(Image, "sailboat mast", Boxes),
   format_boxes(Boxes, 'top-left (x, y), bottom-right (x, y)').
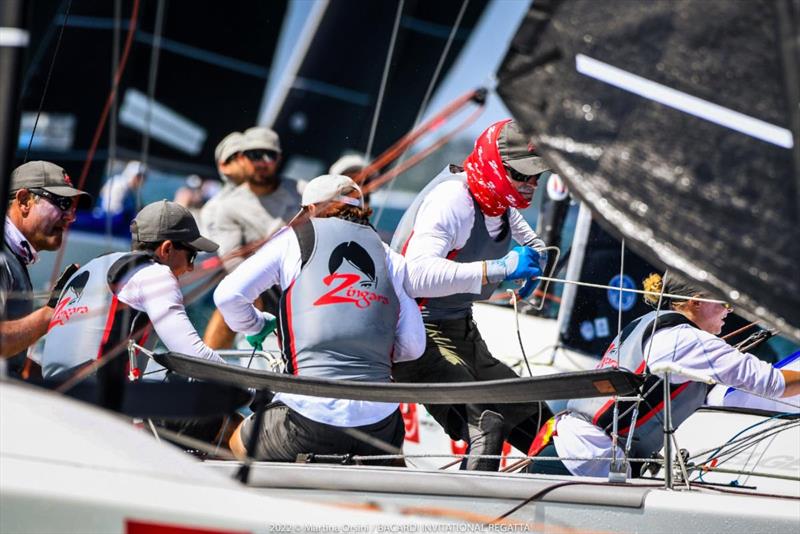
top-left (0, 0), bottom-right (27, 232)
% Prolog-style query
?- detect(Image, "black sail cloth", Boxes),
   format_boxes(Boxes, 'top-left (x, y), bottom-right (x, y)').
top-left (496, 0), bottom-right (800, 342)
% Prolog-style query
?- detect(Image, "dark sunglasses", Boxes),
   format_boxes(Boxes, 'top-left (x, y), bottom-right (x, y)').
top-left (29, 188), bottom-right (74, 212)
top-left (505, 166), bottom-right (551, 184)
top-left (243, 149), bottom-right (279, 162)
top-left (172, 242), bottom-right (197, 264)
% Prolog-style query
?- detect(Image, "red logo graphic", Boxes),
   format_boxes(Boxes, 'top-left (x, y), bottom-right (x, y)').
top-left (63, 172), bottom-right (73, 186)
top-left (313, 273), bottom-right (389, 309)
top-left (597, 342), bottom-right (619, 369)
top-left (400, 403), bottom-right (419, 443)
top-left (48, 296), bottom-right (89, 330)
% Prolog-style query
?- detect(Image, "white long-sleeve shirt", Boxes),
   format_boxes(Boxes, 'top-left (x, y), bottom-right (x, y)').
top-left (117, 263), bottom-right (223, 363)
top-left (214, 224), bottom-right (426, 427)
top-left (554, 324), bottom-right (786, 477)
top-left (403, 178), bottom-right (543, 298)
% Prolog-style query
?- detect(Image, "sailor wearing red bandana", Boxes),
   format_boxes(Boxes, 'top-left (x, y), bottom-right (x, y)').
top-left (390, 119), bottom-right (554, 471)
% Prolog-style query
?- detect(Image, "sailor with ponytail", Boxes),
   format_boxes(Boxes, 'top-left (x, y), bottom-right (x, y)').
top-left (528, 273), bottom-right (800, 478)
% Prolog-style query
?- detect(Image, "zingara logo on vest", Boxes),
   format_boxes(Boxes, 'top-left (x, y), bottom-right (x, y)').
top-left (313, 241), bottom-right (390, 309)
top-left (48, 271), bottom-right (90, 329)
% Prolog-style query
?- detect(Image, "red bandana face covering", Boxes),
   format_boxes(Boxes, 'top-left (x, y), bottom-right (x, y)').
top-left (463, 119), bottom-right (529, 217)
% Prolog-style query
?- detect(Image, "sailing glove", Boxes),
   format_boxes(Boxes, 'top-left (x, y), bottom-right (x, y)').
top-left (245, 311), bottom-right (278, 351)
top-left (516, 249), bottom-right (549, 299)
top-left (47, 263), bottom-right (79, 308)
top-left (485, 246), bottom-right (542, 284)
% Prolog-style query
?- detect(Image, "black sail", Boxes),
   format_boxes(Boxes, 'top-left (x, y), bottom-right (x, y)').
top-left (497, 0), bottom-right (800, 342)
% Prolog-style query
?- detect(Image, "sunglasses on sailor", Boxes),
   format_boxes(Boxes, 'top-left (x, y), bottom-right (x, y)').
top-left (172, 242), bottom-right (197, 265)
top-left (721, 302), bottom-right (734, 312)
top-left (28, 188), bottom-right (75, 212)
top-left (505, 166), bottom-right (551, 184)
top-left (243, 149), bottom-right (279, 162)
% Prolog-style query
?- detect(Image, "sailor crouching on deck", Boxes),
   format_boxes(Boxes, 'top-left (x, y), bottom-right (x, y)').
top-left (529, 273), bottom-right (800, 477)
top-left (42, 200), bottom-right (224, 379)
top-left (215, 174), bottom-right (425, 464)
top-left (389, 119), bottom-right (553, 471)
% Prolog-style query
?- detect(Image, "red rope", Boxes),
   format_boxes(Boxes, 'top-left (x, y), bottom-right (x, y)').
top-left (49, 0), bottom-right (141, 285)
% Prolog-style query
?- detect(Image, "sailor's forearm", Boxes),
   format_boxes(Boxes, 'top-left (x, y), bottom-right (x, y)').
top-left (0, 306), bottom-right (53, 358)
top-left (780, 370), bottom-right (800, 398)
top-left (405, 257), bottom-right (483, 298)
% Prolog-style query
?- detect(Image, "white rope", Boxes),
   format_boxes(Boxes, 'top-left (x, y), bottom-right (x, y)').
top-left (364, 0), bottom-right (404, 160)
top-left (104, 0), bottom-right (122, 241)
top-left (373, 0), bottom-right (470, 226)
top-left (616, 239), bottom-right (625, 339)
top-left (146, 418), bottom-right (161, 443)
top-left (138, 0), bottom-right (166, 210)
top-left (304, 453), bottom-right (665, 463)
top-left (537, 273), bottom-right (728, 305)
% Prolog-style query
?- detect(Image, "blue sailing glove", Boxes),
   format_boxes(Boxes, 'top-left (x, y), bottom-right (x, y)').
top-left (245, 312), bottom-right (277, 351)
top-left (516, 249), bottom-right (549, 299)
top-left (485, 246), bottom-right (542, 284)
top-left (538, 250), bottom-right (549, 274)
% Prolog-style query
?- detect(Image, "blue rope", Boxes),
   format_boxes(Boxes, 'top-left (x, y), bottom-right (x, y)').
top-left (696, 412), bottom-right (795, 483)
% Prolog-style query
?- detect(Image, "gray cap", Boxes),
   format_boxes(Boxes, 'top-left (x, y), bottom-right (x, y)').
top-left (215, 132), bottom-right (246, 163)
top-left (131, 200), bottom-right (218, 252)
top-left (241, 127), bottom-right (281, 153)
top-left (497, 121), bottom-right (551, 176)
top-left (10, 161), bottom-right (90, 198)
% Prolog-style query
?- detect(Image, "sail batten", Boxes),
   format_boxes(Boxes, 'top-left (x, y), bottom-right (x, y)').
top-left (497, 0), bottom-right (800, 342)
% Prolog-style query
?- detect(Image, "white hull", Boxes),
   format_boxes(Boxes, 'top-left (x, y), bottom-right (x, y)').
top-left (205, 461), bottom-right (800, 534)
top-left (0, 380), bottom-right (445, 533)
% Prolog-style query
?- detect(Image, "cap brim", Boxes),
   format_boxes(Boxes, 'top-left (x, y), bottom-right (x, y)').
top-left (240, 139), bottom-right (281, 152)
top-left (506, 156), bottom-right (550, 176)
top-left (44, 185), bottom-right (92, 198)
top-left (187, 235), bottom-right (219, 253)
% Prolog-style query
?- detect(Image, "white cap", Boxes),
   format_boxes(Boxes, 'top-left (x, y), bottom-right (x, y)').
top-left (301, 174), bottom-right (363, 208)
top-left (241, 127), bottom-right (281, 152)
top-left (329, 154), bottom-right (368, 176)
top-left (215, 132), bottom-right (245, 163)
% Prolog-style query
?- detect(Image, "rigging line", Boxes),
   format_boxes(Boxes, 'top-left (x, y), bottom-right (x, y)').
top-left (535, 274), bottom-right (730, 306)
top-left (507, 290), bottom-right (533, 377)
top-left (364, 0), bottom-right (404, 161)
top-left (689, 415), bottom-right (798, 461)
top-left (48, 0), bottom-right (141, 287)
top-left (362, 104), bottom-right (484, 194)
top-left (146, 418), bottom-right (161, 443)
top-left (738, 431), bottom-right (778, 487)
top-left (104, 0), bottom-right (122, 241)
top-left (139, 0), bottom-right (167, 211)
top-left (150, 424), bottom-right (238, 461)
top-left (616, 239), bottom-right (625, 340)
top-left (710, 420), bottom-right (800, 462)
top-left (373, 0), bottom-right (470, 226)
top-left (486, 480), bottom-right (587, 526)
top-left (357, 87), bottom-right (485, 181)
top-left (689, 414), bottom-right (797, 472)
top-left (23, 0), bottom-right (74, 162)
top-left (721, 321), bottom-right (759, 341)
top-left (644, 269), bottom-right (669, 368)
top-left (704, 424), bottom-right (800, 478)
